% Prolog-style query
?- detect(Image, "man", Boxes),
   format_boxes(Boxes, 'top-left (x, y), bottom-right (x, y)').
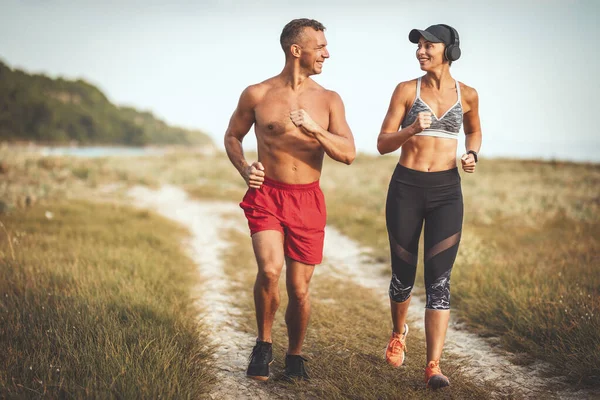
top-left (224, 18), bottom-right (356, 382)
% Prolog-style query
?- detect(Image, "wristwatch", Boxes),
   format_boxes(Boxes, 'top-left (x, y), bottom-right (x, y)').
top-left (467, 150), bottom-right (478, 163)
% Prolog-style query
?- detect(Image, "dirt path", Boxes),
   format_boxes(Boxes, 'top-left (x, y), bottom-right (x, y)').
top-left (129, 185), bottom-right (593, 400)
top-left (321, 229), bottom-right (591, 399)
top-left (129, 185), bottom-right (281, 400)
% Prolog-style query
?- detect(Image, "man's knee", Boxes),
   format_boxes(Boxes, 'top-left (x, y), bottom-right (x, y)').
top-left (257, 266), bottom-right (282, 286)
top-left (287, 284), bottom-right (310, 305)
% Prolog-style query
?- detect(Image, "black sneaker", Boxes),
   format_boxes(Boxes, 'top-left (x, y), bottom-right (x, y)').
top-left (246, 341), bottom-right (274, 381)
top-left (283, 354), bottom-right (310, 381)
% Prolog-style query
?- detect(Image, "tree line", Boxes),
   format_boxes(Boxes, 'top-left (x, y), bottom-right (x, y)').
top-left (0, 60), bottom-right (213, 147)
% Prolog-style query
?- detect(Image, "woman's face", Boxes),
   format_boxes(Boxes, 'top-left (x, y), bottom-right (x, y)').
top-left (416, 37), bottom-right (446, 71)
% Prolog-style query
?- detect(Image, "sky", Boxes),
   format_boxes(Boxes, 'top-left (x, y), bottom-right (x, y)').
top-left (1, 0), bottom-right (599, 161)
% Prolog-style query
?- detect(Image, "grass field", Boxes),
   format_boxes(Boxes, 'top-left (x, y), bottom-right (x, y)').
top-left (1, 146), bottom-right (599, 392)
top-left (220, 227), bottom-right (500, 399)
top-left (0, 201), bottom-right (215, 398)
top-left (319, 156), bottom-right (600, 385)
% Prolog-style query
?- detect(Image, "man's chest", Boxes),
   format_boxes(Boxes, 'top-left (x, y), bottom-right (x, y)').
top-left (254, 95), bottom-right (329, 136)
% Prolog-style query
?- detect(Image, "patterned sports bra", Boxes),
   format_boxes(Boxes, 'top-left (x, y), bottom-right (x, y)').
top-left (401, 77), bottom-right (463, 140)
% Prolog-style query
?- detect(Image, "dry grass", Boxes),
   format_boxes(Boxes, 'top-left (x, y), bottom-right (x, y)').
top-left (0, 201), bottom-right (215, 398)
top-left (1, 145), bottom-right (598, 388)
top-left (0, 146), bottom-right (244, 210)
top-left (451, 219), bottom-right (600, 385)
top-left (319, 155), bottom-right (600, 386)
top-left (220, 227), bottom-right (505, 399)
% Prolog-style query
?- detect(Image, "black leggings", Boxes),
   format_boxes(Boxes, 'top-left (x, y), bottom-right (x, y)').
top-left (385, 164), bottom-right (463, 310)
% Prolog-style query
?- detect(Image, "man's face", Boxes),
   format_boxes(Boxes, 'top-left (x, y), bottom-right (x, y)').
top-left (298, 28), bottom-right (330, 75)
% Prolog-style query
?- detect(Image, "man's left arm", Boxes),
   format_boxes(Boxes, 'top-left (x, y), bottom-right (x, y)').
top-left (290, 91), bottom-right (356, 165)
top-left (461, 86), bottom-right (482, 173)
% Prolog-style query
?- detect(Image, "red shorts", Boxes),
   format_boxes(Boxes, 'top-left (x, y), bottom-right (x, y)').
top-left (240, 177), bottom-right (327, 265)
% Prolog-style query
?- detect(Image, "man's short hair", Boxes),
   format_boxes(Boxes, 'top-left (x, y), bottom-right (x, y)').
top-left (280, 18), bottom-right (326, 53)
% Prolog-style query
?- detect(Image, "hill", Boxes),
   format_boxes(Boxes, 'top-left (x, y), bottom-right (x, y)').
top-left (0, 60), bottom-right (213, 147)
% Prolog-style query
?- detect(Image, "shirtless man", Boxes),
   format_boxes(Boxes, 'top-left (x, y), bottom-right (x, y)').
top-left (224, 18), bottom-right (356, 382)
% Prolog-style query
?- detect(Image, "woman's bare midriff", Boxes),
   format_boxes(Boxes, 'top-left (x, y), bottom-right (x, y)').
top-left (398, 136), bottom-right (458, 172)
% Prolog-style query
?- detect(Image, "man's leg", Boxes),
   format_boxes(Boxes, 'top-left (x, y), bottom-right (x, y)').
top-left (252, 230), bottom-right (285, 342)
top-left (284, 256), bottom-right (315, 355)
top-left (246, 230), bottom-right (285, 381)
top-left (280, 256), bottom-right (315, 381)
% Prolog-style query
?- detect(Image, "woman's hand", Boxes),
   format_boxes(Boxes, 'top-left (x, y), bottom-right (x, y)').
top-left (410, 111), bottom-right (432, 134)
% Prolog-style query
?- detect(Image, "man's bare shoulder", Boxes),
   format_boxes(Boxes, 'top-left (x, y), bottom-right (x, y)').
top-left (459, 82), bottom-right (479, 105)
top-left (241, 80), bottom-right (272, 103)
top-left (242, 76), bottom-right (287, 103)
top-left (299, 80), bottom-right (339, 106)
top-left (323, 88), bottom-right (343, 103)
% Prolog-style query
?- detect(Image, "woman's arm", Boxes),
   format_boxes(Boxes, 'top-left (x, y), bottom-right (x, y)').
top-left (460, 84), bottom-right (482, 173)
top-left (377, 81), bottom-right (431, 155)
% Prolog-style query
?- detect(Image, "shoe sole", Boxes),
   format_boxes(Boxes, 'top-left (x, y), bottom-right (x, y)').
top-left (247, 374), bottom-right (270, 382)
top-left (246, 359), bottom-right (274, 381)
top-left (384, 352), bottom-right (405, 368)
top-left (426, 375), bottom-right (450, 389)
top-left (384, 323), bottom-right (409, 367)
top-left (282, 375), bottom-right (310, 382)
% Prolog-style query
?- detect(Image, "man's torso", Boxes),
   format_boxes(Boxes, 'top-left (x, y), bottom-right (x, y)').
top-left (253, 78), bottom-right (330, 184)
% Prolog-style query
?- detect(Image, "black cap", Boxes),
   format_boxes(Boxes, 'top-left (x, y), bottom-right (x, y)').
top-left (409, 25), bottom-right (452, 45)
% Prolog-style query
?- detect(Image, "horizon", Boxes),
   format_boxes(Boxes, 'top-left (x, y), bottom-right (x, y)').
top-left (1, 0), bottom-right (599, 162)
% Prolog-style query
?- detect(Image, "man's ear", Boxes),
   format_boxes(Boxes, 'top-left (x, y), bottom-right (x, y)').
top-left (290, 44), bottom-right (302, 58)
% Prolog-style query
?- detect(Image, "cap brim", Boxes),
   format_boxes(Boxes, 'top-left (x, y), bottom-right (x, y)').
top-left (409, 29), bottom-right (443, 44)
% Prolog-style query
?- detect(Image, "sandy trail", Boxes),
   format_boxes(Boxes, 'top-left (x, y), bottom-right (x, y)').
top-left (129, 185), bottom-right (593, 400)
top-left (322, 228), bottom-right (592, 399)
top-left (129, 185), bottom-right (281, 400)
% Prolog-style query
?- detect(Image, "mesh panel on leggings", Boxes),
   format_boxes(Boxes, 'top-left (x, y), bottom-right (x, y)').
top-left (425, 231), bottom-right (461, 262)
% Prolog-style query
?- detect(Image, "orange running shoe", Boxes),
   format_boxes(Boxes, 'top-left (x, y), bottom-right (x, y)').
top-left (425, 360), bottom-right (450, 389)
top-left (385, 323), bottom-right (408, 367)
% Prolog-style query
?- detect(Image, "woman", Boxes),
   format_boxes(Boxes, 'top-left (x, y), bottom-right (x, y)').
top-left (377, 24), bottom-right (482, 389)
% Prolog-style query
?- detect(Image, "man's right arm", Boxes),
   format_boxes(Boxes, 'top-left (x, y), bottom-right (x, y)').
top-left (224, 85), bottom-right (265, 188)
